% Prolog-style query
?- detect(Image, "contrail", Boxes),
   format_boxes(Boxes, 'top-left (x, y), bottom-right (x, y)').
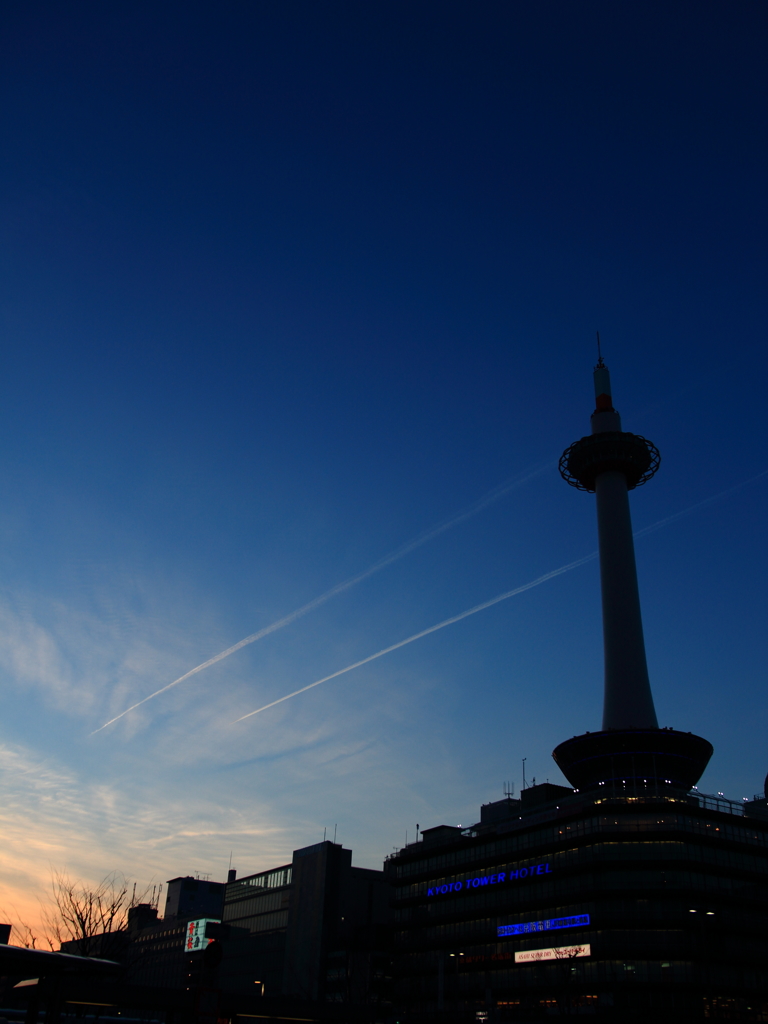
top-left (233, 469), bottom-right (768, 724)
top-left (91, 463), bottom-right (548, 734)
top-left (233, 550), bottom-right (599, 723)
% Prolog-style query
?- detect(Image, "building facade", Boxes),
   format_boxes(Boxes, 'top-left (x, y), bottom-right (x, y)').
top-left (126, 840), bottom-right (391, 1011)
top-left (126, 876), bottom-right (226, 989)
top-left (387, 786), bottom-right (768, 1021)
top-left (220, 840), bottom-right (391, 1005)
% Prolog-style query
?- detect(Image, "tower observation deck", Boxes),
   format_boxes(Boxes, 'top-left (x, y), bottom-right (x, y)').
top-left (553, 356), bottom-right (712, 794)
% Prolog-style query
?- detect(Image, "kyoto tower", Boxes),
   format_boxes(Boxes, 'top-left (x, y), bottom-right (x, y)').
top-left (553, 347), bottom-right (712, 793)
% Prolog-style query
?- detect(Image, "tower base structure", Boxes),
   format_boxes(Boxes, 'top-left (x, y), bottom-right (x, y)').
top-left (553, 728), bottom-right (713, 794)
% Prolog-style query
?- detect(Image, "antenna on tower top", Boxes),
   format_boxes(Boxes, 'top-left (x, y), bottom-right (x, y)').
top-left (596, 331), bottom-right (605, 368)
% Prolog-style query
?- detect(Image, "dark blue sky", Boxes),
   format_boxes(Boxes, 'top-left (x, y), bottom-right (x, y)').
top-left (0, 1), bottom-right (765, 915)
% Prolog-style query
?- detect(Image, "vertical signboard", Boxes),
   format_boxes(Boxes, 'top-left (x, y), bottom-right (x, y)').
top-left (185, 918), bottom-right (220, 952)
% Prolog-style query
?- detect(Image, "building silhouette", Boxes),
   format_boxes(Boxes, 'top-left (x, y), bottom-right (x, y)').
top-left (220, 840), bottom-right (390, 1003)
top-left (126, 841), bottom-right (391, 1009)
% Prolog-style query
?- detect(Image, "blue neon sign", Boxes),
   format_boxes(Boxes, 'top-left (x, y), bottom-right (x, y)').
top-left (427, 863), bottom-right (551, 897)
top-left (498, 914), bottom-right (589, 938)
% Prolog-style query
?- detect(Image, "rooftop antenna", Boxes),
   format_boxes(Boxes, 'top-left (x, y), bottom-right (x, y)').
top-left (333, 824), bottom-right (337, 844)
top-left (522, 758), bottom-right (527, 790)
top-left (228, 850), bottom-right (233, 873)
top-left (596, 331), bottom-right (605, 368)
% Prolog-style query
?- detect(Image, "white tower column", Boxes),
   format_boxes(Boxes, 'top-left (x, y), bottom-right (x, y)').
top-left (595, 468), bottom-right (657, 729)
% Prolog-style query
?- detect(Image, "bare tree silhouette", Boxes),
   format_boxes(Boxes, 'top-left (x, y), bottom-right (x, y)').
top-left (0, 914), bottom-right (38, 949)
top-left (38, 870), bottom-right (151, 957)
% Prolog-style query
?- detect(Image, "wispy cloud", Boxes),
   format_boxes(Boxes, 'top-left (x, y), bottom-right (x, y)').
top-left (0, 738), bottom-right (288, 934)
top-left (0, 585), bottom-right (218, 731)
top-left (92, 464), bottom-right (548, 734)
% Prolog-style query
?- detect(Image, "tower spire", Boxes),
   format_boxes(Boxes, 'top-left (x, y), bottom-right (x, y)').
top-left (595, 330), bottom-right (604, 368)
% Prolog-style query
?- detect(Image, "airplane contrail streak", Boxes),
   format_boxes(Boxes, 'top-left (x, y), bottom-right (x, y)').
top-left (233, 468), bottom-right (768, 724)
top-left (233, 550), bottom-right (599, 723)
top-left (91, 464), bottom-right (548, 734)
